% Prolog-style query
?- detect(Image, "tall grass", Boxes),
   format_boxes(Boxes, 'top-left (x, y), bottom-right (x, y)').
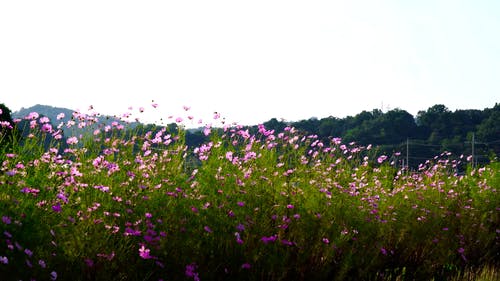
top-left (0, 107), bottom-right (498, 280)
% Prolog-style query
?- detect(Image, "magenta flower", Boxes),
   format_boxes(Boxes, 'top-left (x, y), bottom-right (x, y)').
top-left (203, 126), bottom-right (211, 136)
top-left (241, 263), bottom-right (251, 269)
top-left (234, 232), bottom-right (244, 244)
top-left (124, 227), bottom-right (141, 236)
top-left (39, 116), bottom-right (50, 124)
top-left (139, 245), bottom-right (153, 259)
top-left (380, 247), bottom-right (387, 255)
top-left (50, 271), bottom-right (57, 280)
top-left (204, 226), bottom-right (213, 233)
top-left (84, 258), bottom-right (94, 267)
top-left (0, 121), bottom-right (12, 129)
top-left (185, 263), bottom-right (200, 281)
top-left (27, 112), bottom-right (39, 120)
top-left (25, 248), bottom-right (33, 257)
top-left (2, 216), bottom-right (11, 225)
top-left (261, 235), bottom-right (277, 244)
top-left (0, 256), bottom-right (8, 264)
top-left (66, 136), bottom-right (78, 145)
top-left (377, 155), bottom-right (388, 163)
top-left (225, 151), bottom-right (233, 161)
top-left (52, 203), bottom-right (62, 213)
top-left (236, 223), bottom-right (245, 232)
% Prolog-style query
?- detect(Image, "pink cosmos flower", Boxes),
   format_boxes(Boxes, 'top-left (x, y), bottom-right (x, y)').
top-left (66, 137), bottom-right (78, 145)
top-left (377, 155), bottom-right (388, 163)
top-left (39, 116), bottom-right (50, 124)
top-left (225, 151), bottom-right (233, 161)
top-left (139, 245), bottom-right (152, 259)
top-left (27, 112), bottom-right (39, 120)
top-left (0, 121), bottom-right (12, 129)
top-left (203, 126), bottom-right (211, 136)
top-left (41, 123), bottom-right (53, 133)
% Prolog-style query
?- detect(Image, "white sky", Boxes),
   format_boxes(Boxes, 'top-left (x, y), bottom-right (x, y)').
top-left (1, 1), bottom-right (499, 126)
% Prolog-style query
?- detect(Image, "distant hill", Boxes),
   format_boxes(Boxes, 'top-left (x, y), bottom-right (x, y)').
top-left (13, 104), bottom-right (74, 125)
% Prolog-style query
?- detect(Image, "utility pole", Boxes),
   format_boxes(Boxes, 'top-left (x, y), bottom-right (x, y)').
top-left (406, 138), bottom-right (409, 171)
top-left (471, 133), bottom-right (475, 168)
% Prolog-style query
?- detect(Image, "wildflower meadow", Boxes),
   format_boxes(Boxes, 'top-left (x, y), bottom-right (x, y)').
top-left (0, 104), bottom-right (498, 280)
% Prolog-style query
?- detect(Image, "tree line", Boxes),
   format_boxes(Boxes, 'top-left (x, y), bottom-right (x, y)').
top-left (188, 103), bottom-right (500, 166)
top-left (2, 103), bottom-right (499, 167)
top-left (258, 104), bottom-right (500, 166)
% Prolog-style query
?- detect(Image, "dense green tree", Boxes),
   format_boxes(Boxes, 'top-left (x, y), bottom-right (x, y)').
top-left (0, 103), bottom-right (15, 150)
top-left (450, 109), bottom-right (485, 137)
top-left (416, 104), bottom-right (453, 140)
top-left (294, 117), bottom-right (320, 135)
top-left (263, 118), bottom-right (287, 132)
top-left (318, 117), bottom-right (346, 139)
top-left (477, 105), bottom-right (500, 155)
top-left (343, 109), bottom-right (416, 145)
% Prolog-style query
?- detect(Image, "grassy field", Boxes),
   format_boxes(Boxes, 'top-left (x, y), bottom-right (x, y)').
top-left (0, 108), bottom-right (498, 280)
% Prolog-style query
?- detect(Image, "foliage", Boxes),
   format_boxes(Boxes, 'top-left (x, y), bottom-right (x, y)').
top-left (0, 106), bottom-right (498, 280)
top-left (0, 103), bottom-right (16, 151)
top-left (13, 103), bottom-right (500, 167)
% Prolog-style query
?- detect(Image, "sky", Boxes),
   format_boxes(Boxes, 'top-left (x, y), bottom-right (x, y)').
top-left (1, 1), bottom-right (499, 126)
